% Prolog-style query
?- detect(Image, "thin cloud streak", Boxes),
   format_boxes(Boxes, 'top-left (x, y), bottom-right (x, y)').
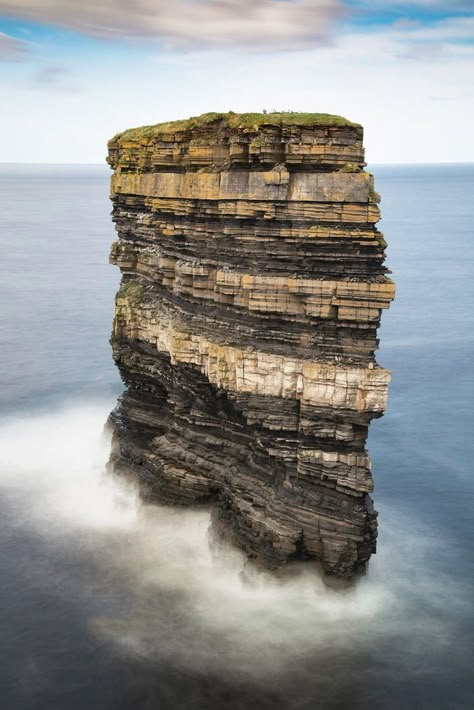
top-left (0, 31), bottom-right (30, 60)
top-left (34, 63), bottom-right (67, 83)
top-left (354, 0), bottom-right (473, 9)
top-left (31, 63), bottom-right (83, 93)
top-left (393, 14), bottom-right (474, 41)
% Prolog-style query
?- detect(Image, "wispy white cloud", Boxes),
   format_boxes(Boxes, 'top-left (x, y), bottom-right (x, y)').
top-left (31, 63), bottom-right (82, 93)
top-left (354, 0), bottom-right (473, 8)
top-left (0, 31), bottom-right (30, 60)
top-left (0, 0), bottom-right (347, 50)
top-left (397, 40), bottom-right (445, 60)
top-left (393, 16), bottom-right (474, 61)
top-left (351, 13), bottom-right (474, 62)
top-left (392, 14), bottom-right (474, 42)
top-left (34, 63), bottom-right (67, 83)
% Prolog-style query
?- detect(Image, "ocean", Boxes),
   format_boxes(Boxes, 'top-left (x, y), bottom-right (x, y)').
top-left (0, 163), bottom-right (472, 709)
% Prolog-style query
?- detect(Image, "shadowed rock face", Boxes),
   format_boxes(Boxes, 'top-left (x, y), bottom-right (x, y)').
top-left (106, 112), bottom-right (395, 583)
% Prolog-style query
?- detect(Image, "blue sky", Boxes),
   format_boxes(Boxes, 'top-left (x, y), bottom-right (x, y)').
top-left (1, 1), bottom-right (473, 163)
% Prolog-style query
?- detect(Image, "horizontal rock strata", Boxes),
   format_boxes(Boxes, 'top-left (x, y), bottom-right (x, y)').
top-left (107, 112), bottom-right (395, 582)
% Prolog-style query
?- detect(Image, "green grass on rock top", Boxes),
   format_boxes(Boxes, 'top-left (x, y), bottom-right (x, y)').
top-left (111, 111), bottom-right (360, 143)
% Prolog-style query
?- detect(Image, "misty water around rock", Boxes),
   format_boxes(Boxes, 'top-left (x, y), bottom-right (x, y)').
top-left (0, 164), bottom-right (473, 709)
top-left (0, 401), bottom-right (471, 709)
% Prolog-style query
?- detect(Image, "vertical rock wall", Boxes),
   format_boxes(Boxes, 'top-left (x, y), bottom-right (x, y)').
top-left (106, 112), bottom-right (395, 583)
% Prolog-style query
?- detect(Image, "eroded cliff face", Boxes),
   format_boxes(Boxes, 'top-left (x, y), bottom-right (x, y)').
top-left (106, 112), bottom-right (395, 583)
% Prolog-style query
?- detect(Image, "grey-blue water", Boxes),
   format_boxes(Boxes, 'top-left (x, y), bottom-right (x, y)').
top-left (0, 164), bottom-right (472, 709)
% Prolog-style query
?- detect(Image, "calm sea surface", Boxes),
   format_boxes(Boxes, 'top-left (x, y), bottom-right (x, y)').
top-left (0, 164), bottom-right (472, 709)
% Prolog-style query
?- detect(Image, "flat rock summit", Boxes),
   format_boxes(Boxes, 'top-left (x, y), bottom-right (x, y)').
top-left (106, 111), bottom-right (395, 584)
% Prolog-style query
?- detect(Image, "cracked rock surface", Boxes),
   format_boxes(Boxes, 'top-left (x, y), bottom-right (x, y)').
top-left (106, 112), bottom-right (395, 583)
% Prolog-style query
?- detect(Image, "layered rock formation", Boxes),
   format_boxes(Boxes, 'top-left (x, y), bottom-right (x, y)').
top-left (106, 112), bottom-right (395, 583)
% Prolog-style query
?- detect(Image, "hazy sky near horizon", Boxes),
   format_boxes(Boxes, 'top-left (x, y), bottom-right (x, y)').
top-left (0, 1), bottom-right (473, 164)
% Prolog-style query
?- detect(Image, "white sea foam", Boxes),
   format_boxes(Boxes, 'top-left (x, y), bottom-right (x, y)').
top-left (0, 402), bottom-right (469, 681)
top-left (0, 402), bottom-right (138, 530)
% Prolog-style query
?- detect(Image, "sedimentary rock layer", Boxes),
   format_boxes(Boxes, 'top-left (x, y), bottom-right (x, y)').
top-left (107, 112), bottom-right (395, 582)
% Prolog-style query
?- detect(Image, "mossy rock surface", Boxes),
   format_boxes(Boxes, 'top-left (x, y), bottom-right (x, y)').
top-left (110, 111), bottom-right (360, 144)
top-left (118, 280), bottom-right (145, 302)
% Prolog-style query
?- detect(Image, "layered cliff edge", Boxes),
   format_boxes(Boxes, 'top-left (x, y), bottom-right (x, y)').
top-left (106, 111), bottom-right (395, 583)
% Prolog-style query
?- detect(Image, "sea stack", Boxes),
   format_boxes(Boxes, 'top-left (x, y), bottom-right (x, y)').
top-left (106, 112), bottom-right (395, 583)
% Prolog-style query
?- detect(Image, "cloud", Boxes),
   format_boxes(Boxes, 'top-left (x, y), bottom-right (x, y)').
top-left (390, 15), bottom-right (474, 61)
top-left (0, 31), bottom-right (30, 60)
top-left (396, 15), bottom-right (474, 42)
top-left (341, 13), bottom-right (474, 62)
top-left (30, 63), bottom-right (83, 94)
top-left (397, 39), bottom-right (445, 60)
top-left (0, 0), bottom-right (347, 51)
top-left (355, 0), bottom-right (473, 9)
top-left (392, 18), bottom-right (422, 30)
top-left (34, 64), bottom-right (67, 84)
top-left (411, 0), bottom-right (472, 6)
